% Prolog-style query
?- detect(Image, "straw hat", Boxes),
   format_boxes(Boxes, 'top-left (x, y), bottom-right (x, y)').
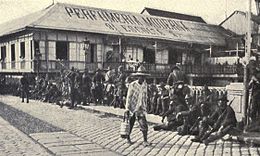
top-left (131, 65), bottom-right (150, 76)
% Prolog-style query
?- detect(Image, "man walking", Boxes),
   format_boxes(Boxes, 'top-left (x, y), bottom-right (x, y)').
top-left (125, 65), bottom-right (151, 147)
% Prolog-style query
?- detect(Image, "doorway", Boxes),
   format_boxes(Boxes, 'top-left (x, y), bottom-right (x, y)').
top-left (143, 47), bottom-right (155, 63)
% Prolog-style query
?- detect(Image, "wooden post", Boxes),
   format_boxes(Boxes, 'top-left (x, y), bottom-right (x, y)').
top-left (154, 41), bottom-right (157, 71)
top-left (119, 37), bottom-right (122, 62)
top-left (236, 42), bottom-right (239, 57)
top-left (209, 45), bottom-right (212, 57)
top-left (243, 0), bottom-right (252, 126)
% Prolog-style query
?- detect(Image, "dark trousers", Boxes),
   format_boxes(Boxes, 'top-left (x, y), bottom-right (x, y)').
top-left (154, 119), bottom-right (183, 131)
top-left (250, 93), bottom-right (260, 121)
top-left (82, 88), bottom-right (91, 105)
top-left (21, 89), bottom-right (29, 103)
top-left (70, 90), bottom-right (76, 108)
top-left (128, 113), bottom-right (148, 141)
top-left (203, 125), bottom-right (234, 143)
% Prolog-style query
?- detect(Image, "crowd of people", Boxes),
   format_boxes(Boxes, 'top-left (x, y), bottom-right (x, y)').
top-left (122, 65), bottom-right (239, 146)
top-left (4, 58), bottom-right (259, 146)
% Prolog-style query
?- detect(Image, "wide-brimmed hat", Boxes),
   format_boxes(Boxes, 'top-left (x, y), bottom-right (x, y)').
top-left (131, 65), bottom-right (150, 76)
top-left (172, 65), bottom-right (180, 70)
top-left (217, 95), bottom-right (229, 102)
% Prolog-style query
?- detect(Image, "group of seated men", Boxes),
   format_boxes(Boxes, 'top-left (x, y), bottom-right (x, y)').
top-left (152, 81), bottom-right (238, 145)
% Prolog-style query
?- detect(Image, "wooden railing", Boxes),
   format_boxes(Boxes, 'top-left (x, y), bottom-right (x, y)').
top-left (0, 60), bottom-right (243, 77)
top-left (181, 64), bottom-right (239, 75)
top-left (190, 86), bottom-right (227, 104)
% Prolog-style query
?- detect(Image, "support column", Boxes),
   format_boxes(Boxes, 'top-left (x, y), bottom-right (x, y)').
top-left (243, 0), bottom-right (252, 126)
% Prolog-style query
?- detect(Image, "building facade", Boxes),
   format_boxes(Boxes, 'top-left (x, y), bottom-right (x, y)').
top-left (0, 3), bottom-right (231, 85)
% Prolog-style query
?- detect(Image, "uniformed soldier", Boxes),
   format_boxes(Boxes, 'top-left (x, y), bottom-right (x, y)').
top-left (93, 68), bottom-right (105, 104)
top-left (82, 68), bottom-right (92, 105)
top-left (167, 65), bottom-right (186, 87)
top-left (153, 82), bottom-right (188, 131)
top-left (176, 94), bottom-right (199, 135)
top-left (20, 73), bottom-right (29, 103)
top-left (75, 70), bottom-right (82, 106)
top-left (67, 67), bottom-right (77, 109)
top-left (155, 82), bottom-right (169, 116)
top-left (248, 56), bottom-right (260, 122)
top-left (112, 66), bottom-right (127, 108)
top-left (191, 95), bottom-right (237, 144)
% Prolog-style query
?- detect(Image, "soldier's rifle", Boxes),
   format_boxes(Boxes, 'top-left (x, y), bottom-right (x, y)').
top-left (188, 95), bottom-right (212, 132)
top-left (210, 97), bottom-right (235, 132)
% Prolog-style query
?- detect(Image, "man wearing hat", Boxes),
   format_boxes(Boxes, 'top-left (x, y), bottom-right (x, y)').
top-left (20, 73), bottom-right (30, 103)
top-left (191, 95), bottom-right (237, 144)
top-left (167, 65), bottom-right (186, 87)
top-left (247, 56), bottom-right (260, 122)
top-left (125, 65), bottom-right (151, 147)
top-left (176, 94), bottom-right (201, 135)
top-left (154, 81), bottom-right (188, 131)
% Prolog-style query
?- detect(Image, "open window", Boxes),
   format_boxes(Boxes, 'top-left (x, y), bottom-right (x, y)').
top-left (11, 44), bottom-right (15, 61)
top-left (168, 49), bottom-right (178, 64)
top-left (56, 41), bottom-right (68, 60)
top-left (90, 44), bottom-right (96, 63)
top-left (20, 42), bottom-right (25, 59)
top-left (1, 46), bottom-right (6, 61)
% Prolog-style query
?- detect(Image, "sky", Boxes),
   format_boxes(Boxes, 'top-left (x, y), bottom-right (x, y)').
top-left (0, 0), bottom-right (256, 25)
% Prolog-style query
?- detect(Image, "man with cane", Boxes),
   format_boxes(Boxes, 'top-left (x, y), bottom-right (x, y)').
top-left (125, 65), bottom-right (151, 147)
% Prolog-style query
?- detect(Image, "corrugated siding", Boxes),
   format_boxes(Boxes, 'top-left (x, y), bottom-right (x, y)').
top-left (0, 3), bottom-right (227, 46)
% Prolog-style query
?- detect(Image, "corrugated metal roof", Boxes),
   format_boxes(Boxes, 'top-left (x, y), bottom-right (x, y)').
top-left (0, 3), bottom-right (227, 46)
top-left (141, 7), bottom-right (206, 23)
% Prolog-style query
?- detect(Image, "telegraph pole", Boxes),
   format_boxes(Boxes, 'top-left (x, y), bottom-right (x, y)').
top-left (243, 0), bottom-right (252, 126)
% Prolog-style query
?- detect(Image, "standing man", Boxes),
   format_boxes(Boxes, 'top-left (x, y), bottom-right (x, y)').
top-left (20, 73), bottom-right (29, 103)
top-left (248, 56), bottom-right (260, 122)
top-left (82, 68), bottom-right (92, 105)
top-left (67, 67), bottom-right (77, 109)
top-left (93, 68), bottom-right (105, 104)
top-left (167, 65), bottom-right (186, 87)
top-left (125, 65), bottom-right (151, 147)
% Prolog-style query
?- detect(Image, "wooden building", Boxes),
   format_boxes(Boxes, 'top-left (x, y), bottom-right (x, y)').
top-left (0, 3), bottom-right (231, 84)
top-left (220, 10), bottom-right (260, 58)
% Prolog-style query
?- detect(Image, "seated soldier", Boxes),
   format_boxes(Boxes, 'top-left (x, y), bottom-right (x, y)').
top-left (176, 94), bottom-right (198, 135)
top-left (155, 82), bottom-right (170, 116)
top-left (153, 82), bottom-right (188, 131)
top-left (191, 95), bottom-right (237, 145)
